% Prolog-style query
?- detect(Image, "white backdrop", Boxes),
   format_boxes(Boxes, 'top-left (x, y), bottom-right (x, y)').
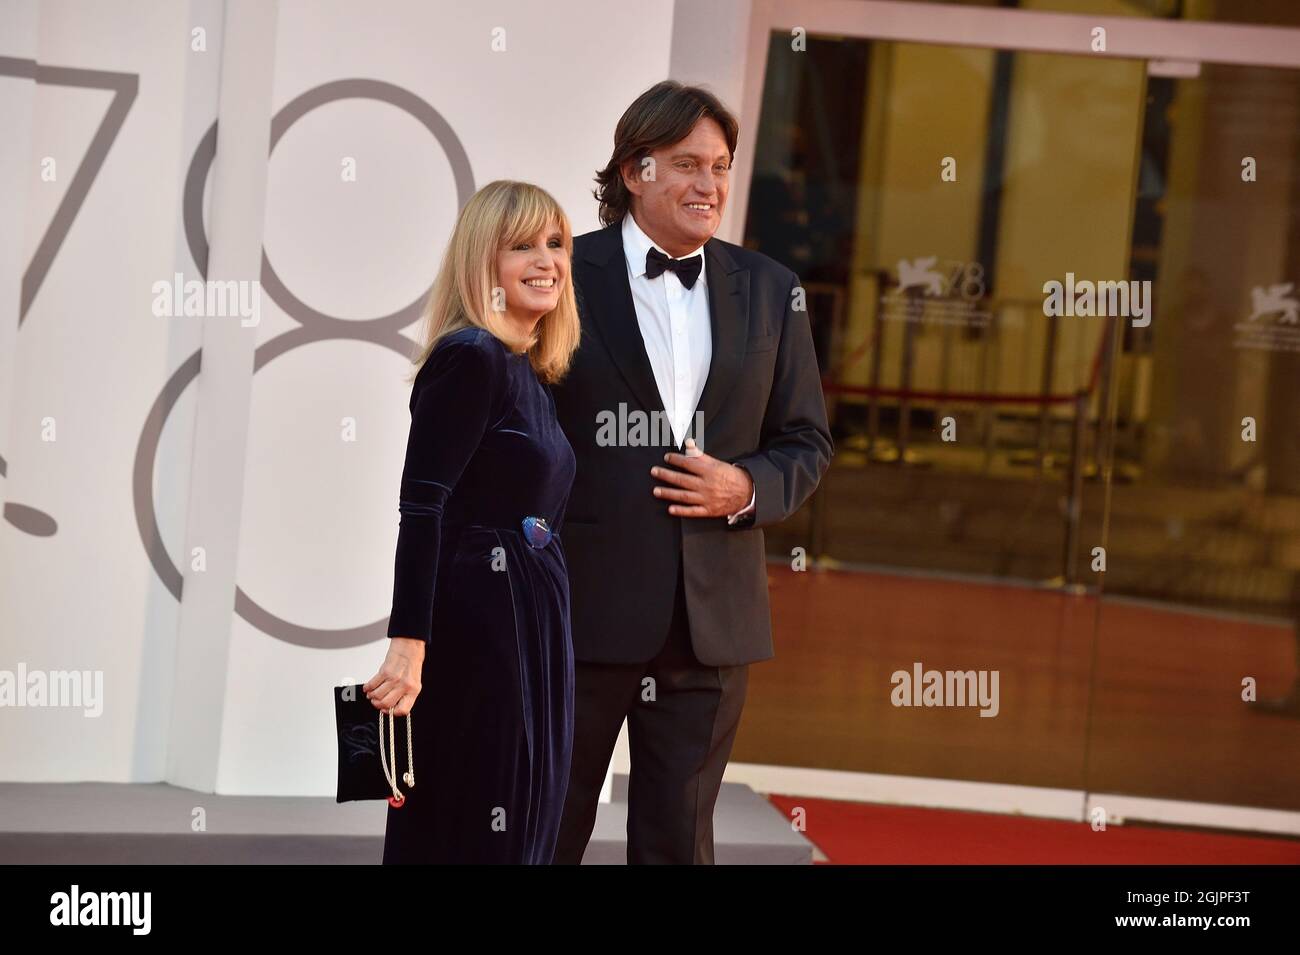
top-left (0, 0), bottom-right (704, 794)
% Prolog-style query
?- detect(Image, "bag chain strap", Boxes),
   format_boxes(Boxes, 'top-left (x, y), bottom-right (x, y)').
top-left (378, 709), bottom-right (414, 805)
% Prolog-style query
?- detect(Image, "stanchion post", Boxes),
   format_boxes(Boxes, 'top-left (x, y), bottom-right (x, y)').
top-left (1063, 390), bottom-right (1088, 585)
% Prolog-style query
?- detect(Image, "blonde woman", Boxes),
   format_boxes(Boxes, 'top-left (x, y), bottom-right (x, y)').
top-left (364, 180), bottom-right (581, 864)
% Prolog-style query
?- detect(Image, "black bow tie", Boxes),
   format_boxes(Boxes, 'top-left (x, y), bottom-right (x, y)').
top-left (645, 247), bottom-right (703, 289)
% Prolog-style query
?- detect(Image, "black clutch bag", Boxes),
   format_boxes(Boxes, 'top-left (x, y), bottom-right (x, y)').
top-left (334, 683), bottom-right (415, 807)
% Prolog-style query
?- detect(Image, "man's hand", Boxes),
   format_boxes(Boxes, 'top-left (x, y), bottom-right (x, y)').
top-left (651, 440), bottom-right (754, 518)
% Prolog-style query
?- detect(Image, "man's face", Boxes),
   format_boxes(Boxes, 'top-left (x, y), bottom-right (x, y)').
top-left (624, 117), bottom-right (731, 257)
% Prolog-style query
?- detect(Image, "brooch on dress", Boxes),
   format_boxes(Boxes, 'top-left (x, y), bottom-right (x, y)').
top-left (521, 516), bottom-right (552, 548)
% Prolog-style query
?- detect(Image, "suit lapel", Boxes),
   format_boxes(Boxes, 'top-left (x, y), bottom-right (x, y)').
top-left (580, 223), bottom-right (667, 419)
top-left (694, 238), bottom-right (750, 438)
top-left (578, 224), bottom-right (751, 448)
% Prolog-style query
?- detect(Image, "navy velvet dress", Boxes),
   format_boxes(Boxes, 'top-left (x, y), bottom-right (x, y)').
top-left (382, 326), bottom-right (575, 864)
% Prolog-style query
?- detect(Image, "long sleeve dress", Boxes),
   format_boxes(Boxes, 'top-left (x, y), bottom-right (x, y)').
top-left (381, 325), bottom-right (576, 864)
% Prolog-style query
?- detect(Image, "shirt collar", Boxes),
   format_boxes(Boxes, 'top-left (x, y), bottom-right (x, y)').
top-left (622, 212), bottom-right (707, 282)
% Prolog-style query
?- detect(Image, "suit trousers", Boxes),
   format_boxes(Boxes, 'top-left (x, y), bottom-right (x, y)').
top-left (553, 566), bottom-right (749, 864)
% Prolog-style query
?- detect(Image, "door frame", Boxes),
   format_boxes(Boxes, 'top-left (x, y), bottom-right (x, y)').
top-left (728, 0), bottom-right (1300, 243)
top-left (758, 0), bottom-right (1300, 68)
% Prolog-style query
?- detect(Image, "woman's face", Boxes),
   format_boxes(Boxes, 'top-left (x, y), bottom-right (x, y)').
top-left (495, 221), bottom-right (567, 332)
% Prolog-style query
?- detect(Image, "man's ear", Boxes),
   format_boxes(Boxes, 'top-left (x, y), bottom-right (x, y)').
top-left (620, 158), bottom-right (644, 198)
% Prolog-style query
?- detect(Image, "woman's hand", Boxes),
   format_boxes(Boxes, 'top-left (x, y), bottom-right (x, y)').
top-left (364, 637), bottom-right (425, 717)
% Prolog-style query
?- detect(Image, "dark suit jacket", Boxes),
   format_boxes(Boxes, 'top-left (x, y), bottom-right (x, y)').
top-left (551, 220), bottom-right (832, 666)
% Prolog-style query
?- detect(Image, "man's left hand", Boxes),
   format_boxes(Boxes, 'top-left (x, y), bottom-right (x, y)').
top-left (651, 444), bottom-right (753, 518)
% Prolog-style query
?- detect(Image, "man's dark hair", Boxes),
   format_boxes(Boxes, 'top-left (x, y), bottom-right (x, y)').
top-left (593, 80), bottom-right (740, 227)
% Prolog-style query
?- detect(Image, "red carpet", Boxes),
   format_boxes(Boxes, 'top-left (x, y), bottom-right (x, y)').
top-left (765, 794), bottom-right (1300, 864)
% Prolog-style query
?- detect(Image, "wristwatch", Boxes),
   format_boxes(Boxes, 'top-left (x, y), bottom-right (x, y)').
top-left (726, 463), bottom-right (756, 525)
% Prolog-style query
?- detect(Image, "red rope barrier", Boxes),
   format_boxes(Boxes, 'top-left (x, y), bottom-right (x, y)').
top-left (820, 306), bottom-right (1113, 407)
top-left (820, 381), bottom-right (1081, 405)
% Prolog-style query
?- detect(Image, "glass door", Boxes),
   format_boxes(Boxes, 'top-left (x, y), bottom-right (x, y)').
top-left (732, 0), bottom-right (1300, 822)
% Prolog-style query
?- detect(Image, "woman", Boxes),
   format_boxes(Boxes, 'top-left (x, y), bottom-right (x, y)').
top-left (364, 180), bottom-right (581, 863)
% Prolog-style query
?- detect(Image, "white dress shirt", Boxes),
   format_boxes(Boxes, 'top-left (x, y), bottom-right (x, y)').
top-left (621, 213), bottom-right (755, 523)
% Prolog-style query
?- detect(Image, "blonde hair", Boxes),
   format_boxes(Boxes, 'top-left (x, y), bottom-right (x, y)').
top-left (404, 180), bottom-right (581, 385)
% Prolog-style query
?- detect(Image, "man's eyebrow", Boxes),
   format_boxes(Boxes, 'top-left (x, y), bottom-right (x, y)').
top-left (668, 150), bottom-right (731, 163)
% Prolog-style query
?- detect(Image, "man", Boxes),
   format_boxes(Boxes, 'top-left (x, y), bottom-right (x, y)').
top-left (551, 80), bottom-right (832, 864)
